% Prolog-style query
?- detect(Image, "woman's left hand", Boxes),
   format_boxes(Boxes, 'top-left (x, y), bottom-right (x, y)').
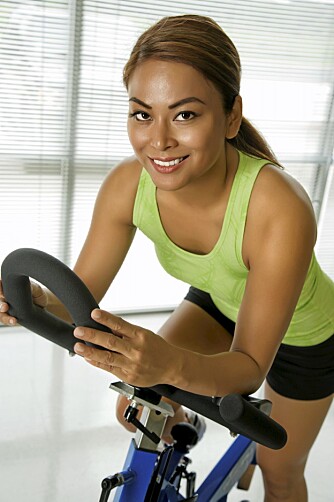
top-left (73, 308), bottom-right (177, 387)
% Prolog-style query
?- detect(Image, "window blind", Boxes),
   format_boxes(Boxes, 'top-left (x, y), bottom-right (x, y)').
top-left (0, 0), bottom-right (333, 313)
top-left (0, 0), bottom-right (69, 258)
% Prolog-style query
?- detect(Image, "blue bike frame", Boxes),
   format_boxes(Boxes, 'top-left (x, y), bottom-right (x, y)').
top-left (113, 439), bottom-right (158, 501)
top-left (113, 433), bottom-right (256, 501)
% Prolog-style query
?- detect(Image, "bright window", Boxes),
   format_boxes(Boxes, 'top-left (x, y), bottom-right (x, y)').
top-left (1, 0), bottom-right (333, 311)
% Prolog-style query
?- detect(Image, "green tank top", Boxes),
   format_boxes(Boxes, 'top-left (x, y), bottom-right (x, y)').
top-left (133, 150), bottom-right (334, 346)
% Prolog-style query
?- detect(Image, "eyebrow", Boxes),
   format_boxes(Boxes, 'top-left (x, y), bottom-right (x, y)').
top-left (129, 96), bottom-right (206, 109)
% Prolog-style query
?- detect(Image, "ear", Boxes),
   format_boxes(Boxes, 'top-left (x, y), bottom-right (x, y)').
top-left (226, 95), bottom-right (243, 139)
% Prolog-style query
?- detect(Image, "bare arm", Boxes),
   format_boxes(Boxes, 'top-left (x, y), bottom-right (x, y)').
top-left (172, 167), bottom-right (317, 395)
top-left (45, 157), bottom-right (141, 318)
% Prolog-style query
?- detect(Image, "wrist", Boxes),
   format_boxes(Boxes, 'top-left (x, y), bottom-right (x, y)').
top-left (164, 344), bottom-right (202, 390)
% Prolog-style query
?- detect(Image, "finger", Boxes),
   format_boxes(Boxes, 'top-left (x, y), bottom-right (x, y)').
top-left (74, 342), bottom-right (124, 369)
top-left (0, 311), bottom-right (18, 326)
top-left (83, 357), bottom-right (128, 380)
top-left (0, 300), bottom-right (9, 313)
top-left (0, 280), bottom-right (18, 326)
top-left (31, 282), bottom-right (48, 307)
top-left (31, 281), bottom-right (43, 296)
top-left (91, 309), bottom-right (141, 339)
top-left (73, 326), bottom-right (129, 356)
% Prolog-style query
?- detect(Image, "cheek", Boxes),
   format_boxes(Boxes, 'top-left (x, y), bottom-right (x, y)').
top-left (202, 119), bottom-right (226, 152)
top-left (183, 117), bottom-right (225, 151)
top-left (176, 127), bottom-right (211, 151)
top-left (184, 129), bottom-right (223, 155)
top-left (127, 123), bottom-right (145, 152)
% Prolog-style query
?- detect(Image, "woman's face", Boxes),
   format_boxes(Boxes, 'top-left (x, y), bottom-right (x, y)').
top-left (127, 59), bottom-right (236, 192)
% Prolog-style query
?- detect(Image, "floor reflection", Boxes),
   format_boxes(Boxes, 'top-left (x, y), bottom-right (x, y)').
top-left (0, 313), bottom-right (333, 501)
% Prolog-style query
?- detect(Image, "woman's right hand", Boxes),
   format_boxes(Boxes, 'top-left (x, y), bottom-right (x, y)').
top-left (0, 280), bottom-right (48, 326)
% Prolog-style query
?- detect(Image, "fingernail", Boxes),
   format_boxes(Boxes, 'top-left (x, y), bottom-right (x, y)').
top-left (92, 309), bottom-right (101, 319)
top-left (74, 328), bottom-right (84, 338)
top-left (0, 303), bottom-right (6, 312)
top-left (74, 343), bottom-right (85, 354)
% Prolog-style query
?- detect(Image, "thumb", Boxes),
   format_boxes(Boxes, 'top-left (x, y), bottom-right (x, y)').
top-left (31, 281), bottom-right (48, 308)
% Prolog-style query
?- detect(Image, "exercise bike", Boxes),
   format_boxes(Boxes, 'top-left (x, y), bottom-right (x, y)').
top-left (1, 248), bottom-right (287, 502)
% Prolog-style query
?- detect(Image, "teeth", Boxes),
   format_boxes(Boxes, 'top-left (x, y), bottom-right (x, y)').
top-left (153, 157), bottom-right (185, 167)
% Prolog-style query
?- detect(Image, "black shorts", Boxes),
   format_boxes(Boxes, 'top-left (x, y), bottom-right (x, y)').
top-left (184, 286), bottom-right (334, 401)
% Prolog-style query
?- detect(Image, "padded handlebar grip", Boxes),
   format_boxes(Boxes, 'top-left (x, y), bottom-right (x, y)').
top-left (1, 248), bottom-right (111, 352)
top-left (219, 393), bottom-right (287, 449)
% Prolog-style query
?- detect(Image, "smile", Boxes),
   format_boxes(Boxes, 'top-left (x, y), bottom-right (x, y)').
top-left (152, 156), bottom-right (188, 167)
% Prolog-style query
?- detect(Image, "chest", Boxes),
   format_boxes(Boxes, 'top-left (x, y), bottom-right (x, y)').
top-left (156, 192), bottom-right (251, 268)
top-left (157, 201), bottom-right (224, 255)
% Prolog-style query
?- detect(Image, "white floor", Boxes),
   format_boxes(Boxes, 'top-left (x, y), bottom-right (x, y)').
top-left (0, 313), bottom-right (333, 502)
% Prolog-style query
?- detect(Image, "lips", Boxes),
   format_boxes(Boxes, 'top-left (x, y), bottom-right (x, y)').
top-left (149, 155), bottom-right (189, 173)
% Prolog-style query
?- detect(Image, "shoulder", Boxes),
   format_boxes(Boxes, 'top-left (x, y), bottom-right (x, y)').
top-left (94, 155), bottom-right (143, 225)
top-left (252, 163), bottom-right (316, 233)
top-left (102, 155), bottom-right (143, 194)
top-left (244, 163), bottom-right (317, 266)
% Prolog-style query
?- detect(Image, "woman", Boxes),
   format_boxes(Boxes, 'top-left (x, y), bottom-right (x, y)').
top-left (1, 15), bottom-right (333, 502)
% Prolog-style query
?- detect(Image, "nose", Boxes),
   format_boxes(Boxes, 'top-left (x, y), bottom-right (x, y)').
top-left (150, 119), bottom-right (178, 151)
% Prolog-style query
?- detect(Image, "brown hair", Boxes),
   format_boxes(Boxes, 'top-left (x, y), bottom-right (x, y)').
top-left (123, 14), bottom-right (282, 167)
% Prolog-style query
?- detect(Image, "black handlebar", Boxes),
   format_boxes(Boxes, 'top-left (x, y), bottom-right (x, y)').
top-left (1, 248), bottom-right (287, 450)
top-left (151, 385), bottom-right (287, 450)
top-left (1, 248), bottom-right (111, 352)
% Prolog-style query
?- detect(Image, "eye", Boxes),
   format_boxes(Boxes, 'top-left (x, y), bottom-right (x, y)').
top-left (129, 111), bottom-right (152, 121)
top-left (175, 111), bottom-right (197, 121)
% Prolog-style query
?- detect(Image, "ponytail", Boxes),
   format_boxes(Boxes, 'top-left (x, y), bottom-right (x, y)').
top-left (228, 117), bottom-right (283, 169)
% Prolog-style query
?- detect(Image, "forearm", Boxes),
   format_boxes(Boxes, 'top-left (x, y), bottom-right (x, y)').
top-left (168, 348), bottom-right (263, 397)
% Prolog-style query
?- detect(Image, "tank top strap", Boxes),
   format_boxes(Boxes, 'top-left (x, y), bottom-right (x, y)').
top-left (133, 167), bottom-right (166, 247)
top-left (223, 151), bottom-right (271, 269)
top-left (133, 167), bottom-right (155, 226)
